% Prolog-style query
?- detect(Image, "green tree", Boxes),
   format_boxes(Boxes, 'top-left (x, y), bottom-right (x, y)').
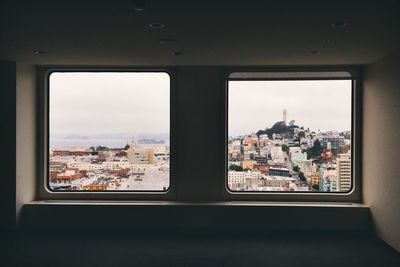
top-left (299, 171), bottom-right (307, 182)
top-left (293, 165), bottom-right (299, 172)
top-left (124, 144), bottom-right (130, 150)
top-left (306, 139), bottom-right (323, 159)
top-left (281, 144), bottom-right (289, 153)
top-left (229, 165), bottom-right (243, 171)
top-left (96, 146), bottom-right (109, 151)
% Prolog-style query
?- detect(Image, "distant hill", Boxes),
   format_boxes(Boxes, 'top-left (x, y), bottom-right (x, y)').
top-left (256, 121), bottom-right (299, 138)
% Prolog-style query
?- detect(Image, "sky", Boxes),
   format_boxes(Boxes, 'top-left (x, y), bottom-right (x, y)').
top-left (50, 74), bottom-right (351, 142)
top-left (228, 80), bottom-right (352, 136)
top-left (49, 72), bottom-right (170, 137)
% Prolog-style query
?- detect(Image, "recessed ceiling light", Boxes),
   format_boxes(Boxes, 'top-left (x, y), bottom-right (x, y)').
top-left (309, 50), bottom-right (320, 55)
top-left (132, 0), bottom-right (146, 11)
top-left (149, 23), bottom-right (165, 29)
top-left (322, 39), bottom-right (331, 45)
top-left (33, 50), bottom-right (45, 55)
top-left (171, 51), bottom-right (182, 56)
top-left (159, 38), bottom-right (177, 45)
top-left (331, 21), bottom-right (347, 28)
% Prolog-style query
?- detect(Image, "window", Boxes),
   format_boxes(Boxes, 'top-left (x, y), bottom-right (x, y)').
top-left (226, 71), bottom-right (357, 195)
top-left (47, 71), bottom-right (171, 192)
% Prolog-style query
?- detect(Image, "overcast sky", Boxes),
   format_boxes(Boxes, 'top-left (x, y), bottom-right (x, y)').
top-left (50, 74), bottom-right (351, 139)
top-left (228, 80), bottom-right (352, 136)
top-left (50, 72), bottom-right (170, 137)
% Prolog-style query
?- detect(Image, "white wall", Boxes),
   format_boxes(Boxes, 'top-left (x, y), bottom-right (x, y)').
top-left (363, 49), bottom-right (400, 251)
top-left (16, 64), bottom-right (37, 222)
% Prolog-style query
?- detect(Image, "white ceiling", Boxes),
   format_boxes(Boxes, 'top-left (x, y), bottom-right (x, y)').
top-left (1, 0), bottom-right (400, 65)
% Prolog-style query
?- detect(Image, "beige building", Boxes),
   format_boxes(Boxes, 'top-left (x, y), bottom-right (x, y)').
top-left (228, 170), bottom-right (262, 184)
top-left (127, 146), bottom-right (155, 164)
top-left (311, 171), bottom-right (320, 186)
top-left (337, 152), bottom-right (351, 192)
top-left (242, 160), bottom-right (257, 170)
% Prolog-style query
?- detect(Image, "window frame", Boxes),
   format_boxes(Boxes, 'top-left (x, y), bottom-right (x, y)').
top-left (220, 67), bottom-right (362, 202)
top-left (37, 67), bottom-right (177, 200)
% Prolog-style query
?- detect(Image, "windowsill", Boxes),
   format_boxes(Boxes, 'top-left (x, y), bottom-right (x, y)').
top-left (26, 200), bottom-right (367, 207)
top-left (20, 201), bottom-right (371, 232)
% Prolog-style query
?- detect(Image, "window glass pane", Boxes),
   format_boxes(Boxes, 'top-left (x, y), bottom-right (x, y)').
top-left (227, 80), bottom-right (352, 192)
top-left (49, 72), bottom-right (170, 191)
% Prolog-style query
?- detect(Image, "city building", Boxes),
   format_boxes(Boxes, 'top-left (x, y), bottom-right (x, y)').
top-left (319, 136), bottom-right (346, 149)
top-left (269, 167), bottom-right (290, 177)
top-left (127, 146), bottom-right (155, 164)
top-left (262, 176), bottom-right (295, 188)
top-left (241, 160), bottom-right (256, 170)
top-left (269, 146), bottom-right (285, 164)
top-left (228, 170), bottom-right (262, 185)
top-left (311, 171), bottom-right (320, 188)
top-left (291, 152), bottom-right (308, 166)
top-left (337, 152), bottom-right (352, 192)
top-left (53, 168), bottom-right (87, 185)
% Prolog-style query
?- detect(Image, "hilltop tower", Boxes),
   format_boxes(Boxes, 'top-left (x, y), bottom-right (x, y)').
top-left (283, 109), bottom-right (287, 125)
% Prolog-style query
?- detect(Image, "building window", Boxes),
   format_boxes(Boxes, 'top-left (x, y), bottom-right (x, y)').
top-left (48, 71), bottom-right (170, 192)
top-left (226, 71), bottom-right (355, 194)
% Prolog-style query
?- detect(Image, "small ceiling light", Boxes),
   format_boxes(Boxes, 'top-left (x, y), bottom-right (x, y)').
top-left (322, 39), bottom-right (331, 45)
top-left (309, 50), bottom-right (320, 55)
top-left (132, 0), bottom-right (146, 11)
top-left (33, 50), bottom-right (45, 55)
top-left (171, 51), bottom-right (182, 56)
top-left (149, 23), bottom-right (165, 29)
top-left (159, 38), bottom-right (177, 45)
top-left (331, 21), bottom-right (347, 28)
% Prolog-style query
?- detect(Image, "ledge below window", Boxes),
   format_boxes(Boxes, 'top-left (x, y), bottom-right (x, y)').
top-left (19, 201), bottom-right (371, 232)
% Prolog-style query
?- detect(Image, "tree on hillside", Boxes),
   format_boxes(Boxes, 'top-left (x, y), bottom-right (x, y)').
top-left (306, 139), bottom-right (323, 159)
top-left (229, 165), bottom-right (243, 171)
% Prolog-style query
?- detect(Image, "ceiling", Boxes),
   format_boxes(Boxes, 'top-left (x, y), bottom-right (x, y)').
top-left (1, 0), bottom-right (400, 66)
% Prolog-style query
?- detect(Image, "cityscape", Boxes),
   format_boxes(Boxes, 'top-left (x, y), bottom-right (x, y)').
top-left (49, 138), bottom-right (170, 191)
top-left (48, 72), bottom-right (170, 191)
top-left (227, 109), bottom-right (352, 192)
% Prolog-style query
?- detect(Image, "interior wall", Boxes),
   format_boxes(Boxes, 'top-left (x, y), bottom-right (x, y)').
top-left (0, 61), bottom-right (16, 232)
top-left (363, 49), bottom-right (400, 251)
top-left (175, 67), bottom-right (222, 201)
top-left (16, 64), bottom-right (37, 223)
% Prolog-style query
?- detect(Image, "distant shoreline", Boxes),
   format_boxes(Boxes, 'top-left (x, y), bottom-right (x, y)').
top-left (50, 137), bottom-right (169, 149)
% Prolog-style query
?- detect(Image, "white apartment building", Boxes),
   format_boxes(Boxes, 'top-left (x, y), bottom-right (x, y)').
top-left (263, 176), bottom-right (296, 188)
top-left (289, 147), bottom-right (302, 157)
top-left (127, 146), bottom-right (155, 164)
top-left (270, 146), bottom-right (285, 164)
top-left (291, 152), bottom-right (308, 166)
top-left (228, 170), bottom-right (262, 184)
top-left (103, 161), bottom-right (130, 170)
top-left (337, 152), bottom-right (352, 192)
